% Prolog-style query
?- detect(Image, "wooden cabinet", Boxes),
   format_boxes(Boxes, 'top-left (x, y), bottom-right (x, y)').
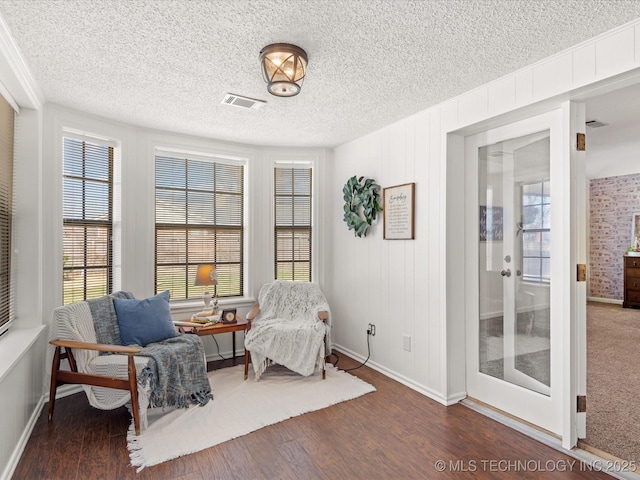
top-left (623, 255), bottom-right (640, 308)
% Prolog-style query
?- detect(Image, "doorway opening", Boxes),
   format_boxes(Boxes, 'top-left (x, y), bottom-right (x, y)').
top-left (578, 82), bottom-right (640, 464)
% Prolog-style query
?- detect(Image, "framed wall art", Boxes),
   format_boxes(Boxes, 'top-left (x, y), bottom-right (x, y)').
top-left (383, 183), bottom-right (415, 240)
top-left (479, 205), bottom-right (503, 242)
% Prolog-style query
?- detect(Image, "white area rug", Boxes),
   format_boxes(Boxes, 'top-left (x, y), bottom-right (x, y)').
top-left (127, 363), bottom-right (376, 471)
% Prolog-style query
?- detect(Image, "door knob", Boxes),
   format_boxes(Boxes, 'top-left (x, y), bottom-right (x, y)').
top-left (500, 269), bottom-right (511, 277)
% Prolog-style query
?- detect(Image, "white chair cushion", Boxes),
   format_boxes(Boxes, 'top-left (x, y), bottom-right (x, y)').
top-left (85, 354), bottom-right (152, 428)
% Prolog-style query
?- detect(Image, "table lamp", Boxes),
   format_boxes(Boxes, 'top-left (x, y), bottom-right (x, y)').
top-left (194, 264), bottom-right (218, 313)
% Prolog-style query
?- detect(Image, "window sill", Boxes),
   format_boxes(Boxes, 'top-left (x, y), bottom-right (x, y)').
top-left (520, 280), bottom-right (551, 287)
top-left (170, 297), bottom-right (256, 317)
top-left (0, 325), bottom-right (46, 384)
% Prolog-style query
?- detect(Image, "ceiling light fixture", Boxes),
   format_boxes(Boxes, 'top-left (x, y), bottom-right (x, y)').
top-left (259, 43), bottom-right (308, 97)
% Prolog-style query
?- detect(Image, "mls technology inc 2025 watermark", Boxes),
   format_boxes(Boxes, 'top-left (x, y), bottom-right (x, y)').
top-left (433, 459), bottom-right (637, 474)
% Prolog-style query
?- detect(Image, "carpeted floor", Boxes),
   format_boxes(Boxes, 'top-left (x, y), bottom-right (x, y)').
top-left (584, 301), bottom-right (640, 463)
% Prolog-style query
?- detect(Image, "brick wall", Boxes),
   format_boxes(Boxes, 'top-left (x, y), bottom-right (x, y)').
top-left (589, 173), bottom-right (640, 300)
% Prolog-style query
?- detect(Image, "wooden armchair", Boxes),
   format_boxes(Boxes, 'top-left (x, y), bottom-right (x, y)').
top-left (46, 297), bottom-right (157, 435)
top-left (244, 281), bottom-right (331, 381)
top-left (47, 291), bottom-right (211, 436)
top-left (48, 339), bottom-right (144, 434)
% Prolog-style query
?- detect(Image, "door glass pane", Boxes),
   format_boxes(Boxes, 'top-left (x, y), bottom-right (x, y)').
top-left (478, 130), bottom-right (551, 396)
top-left (522, 205), bottom-right (542, 229)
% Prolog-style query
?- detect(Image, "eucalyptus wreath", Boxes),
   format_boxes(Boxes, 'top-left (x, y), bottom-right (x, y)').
top-left (342, 175), bottom-right (383, 237)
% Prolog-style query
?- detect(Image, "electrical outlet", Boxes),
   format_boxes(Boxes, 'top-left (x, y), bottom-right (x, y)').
top-left (367, 323), bottom-right (376, 336)
top-left (403, 335), bottom-right (411, 352)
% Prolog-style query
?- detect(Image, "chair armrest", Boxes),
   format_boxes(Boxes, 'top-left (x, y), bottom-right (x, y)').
top-left (246, 303), bottom-right (260, 321)
top-left (245, 303), bottom-right (260, 331)
top-left (318, 310), bottom-right (329, 322)
top-left (50, 339), bottom-right (141, 355)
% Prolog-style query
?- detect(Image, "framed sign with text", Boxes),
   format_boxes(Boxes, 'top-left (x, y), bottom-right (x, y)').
top-left (383, 183), bottom-right (415, 240)
top-left (479, 205), bottom-right (503, 241)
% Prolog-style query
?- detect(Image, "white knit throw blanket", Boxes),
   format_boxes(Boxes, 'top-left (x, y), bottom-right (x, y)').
top-left (244, 281), bottom-right (331, 380)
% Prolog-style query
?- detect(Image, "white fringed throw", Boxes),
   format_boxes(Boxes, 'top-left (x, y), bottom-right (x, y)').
top-left (127, 363), bottom-right (375, 471)
top-left (244, 281), bottom-right (331, 380)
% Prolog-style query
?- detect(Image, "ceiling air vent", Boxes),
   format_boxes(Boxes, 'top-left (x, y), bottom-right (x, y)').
top-left (586, 119), bottom-right (608, 128)
top-left (221, 93), bottom-right (266, 110)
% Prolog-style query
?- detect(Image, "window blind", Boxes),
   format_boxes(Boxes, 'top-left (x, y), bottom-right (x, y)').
top-left (274, 166), bottom-right (312, 281)
top-left (155, 154), bottom-right (244, 300)
top-left (62, 137), bottom-right (114, 304)
top-left (0, 95), bottom-right (14, 335)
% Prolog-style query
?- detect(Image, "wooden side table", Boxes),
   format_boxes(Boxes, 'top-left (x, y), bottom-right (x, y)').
top-left (175, 315), bottom-right (248, 370)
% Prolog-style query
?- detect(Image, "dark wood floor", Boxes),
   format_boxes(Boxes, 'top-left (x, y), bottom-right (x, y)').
top-left (13, 354), bottom-right (611, 480)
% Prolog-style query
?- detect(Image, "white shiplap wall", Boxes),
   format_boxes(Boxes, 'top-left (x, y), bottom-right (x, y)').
top-left (329, 19), bottom-right (640, 405)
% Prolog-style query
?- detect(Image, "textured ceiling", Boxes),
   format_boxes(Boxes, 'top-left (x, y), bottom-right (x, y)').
top-left (1, 0), bottom-right (640, 148)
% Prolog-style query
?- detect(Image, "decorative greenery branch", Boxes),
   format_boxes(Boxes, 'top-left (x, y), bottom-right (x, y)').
top-left (342, 175), bottom-right (382, 237)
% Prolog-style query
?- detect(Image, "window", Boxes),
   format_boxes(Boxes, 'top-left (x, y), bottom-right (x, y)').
top-left (62, 137), bottom-right (114, 304)
top-left (0, 95), bottom-right (14, 335)
top-left (274, 166), bottom-right (312, 281)
top-left (155, 153), bottom-right (244, 300)
top-left (521, 181), bottom-right (550, 283)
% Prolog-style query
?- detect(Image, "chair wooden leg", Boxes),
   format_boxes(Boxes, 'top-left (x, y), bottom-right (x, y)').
top-left (127, 355), bottom-right (141, 435)
top-left (48, 346), bottom-right (62, 422)
top-left (66, 347), bottom-right (78, 372)
top-left (322, 334), bottom-right (326, 380)
top-left (244, 348), bottom-right (249, 380)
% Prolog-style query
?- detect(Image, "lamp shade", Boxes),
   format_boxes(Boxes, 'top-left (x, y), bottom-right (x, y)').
top-left (259, 43), bottom-right (308, 97)
top-left (194, 264), bottom-right (217, 287)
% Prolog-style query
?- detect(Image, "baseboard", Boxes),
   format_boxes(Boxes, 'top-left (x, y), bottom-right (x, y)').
top-left (206, 348), bottom-right (244, 364)
top-left (588, 296), bottom-right (623, 305)
top-left (578, 441), bottom-right (625, 463)
top-left (331, 344), bottom-right (454, 405)
top-left (52, 383), bottom-right (83, 400)
top-left (1, 395), bottom-right (45, 480)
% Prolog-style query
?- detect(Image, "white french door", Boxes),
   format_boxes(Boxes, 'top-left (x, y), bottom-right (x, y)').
top-left (465, 110), bottom-right (565, 435)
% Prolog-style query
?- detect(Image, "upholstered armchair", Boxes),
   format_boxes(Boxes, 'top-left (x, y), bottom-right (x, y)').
top-left (244, 281), bottom-right (331, 380)
top-left (47, 291), bottom-right (211, 435)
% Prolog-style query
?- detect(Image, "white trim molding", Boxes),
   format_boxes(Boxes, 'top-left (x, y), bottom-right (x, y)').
top-left (0, 13), bottom-right (44, 109)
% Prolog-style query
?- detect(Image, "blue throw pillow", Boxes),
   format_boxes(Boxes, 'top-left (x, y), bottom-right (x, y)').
top-left (114, 290), bottom-right (178, 347)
